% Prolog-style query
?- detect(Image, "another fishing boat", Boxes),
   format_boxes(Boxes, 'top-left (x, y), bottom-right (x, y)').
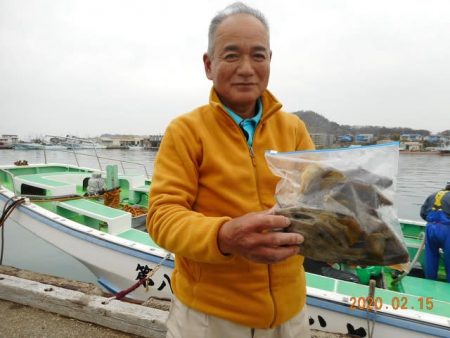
top-left (58, 135), bottom-right (107, 150)
top-left (66, 143), bottom-right (107, 150)
top-left (0, 139), bottom-right (14, 149)
top-left (438, 146), bottom-right (450, 156)
top-left (13, 142), bottom-right (67, 150)
top-left (12, 142), bottom-right (42, 150)
top-left (0, 157), bottom-right (448, 337)
top-left (127, 145), bottom-right (144, 151)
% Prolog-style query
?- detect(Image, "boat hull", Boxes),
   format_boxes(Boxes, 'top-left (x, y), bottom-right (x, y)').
top-left (307, 291), bottom-right (448, 338)
top-left (0, 193), bottom-right (173, 301)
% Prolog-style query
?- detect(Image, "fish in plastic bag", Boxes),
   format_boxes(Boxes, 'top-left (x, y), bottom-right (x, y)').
top-left (266, 143), bottom-right (409, 265)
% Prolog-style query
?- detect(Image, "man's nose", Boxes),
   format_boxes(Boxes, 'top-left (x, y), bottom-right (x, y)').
top-left (237, 56), bottom-right (255, 76)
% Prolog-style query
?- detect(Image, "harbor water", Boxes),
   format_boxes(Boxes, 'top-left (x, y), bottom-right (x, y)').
top-left (1, 149), bottom-right (449, 287)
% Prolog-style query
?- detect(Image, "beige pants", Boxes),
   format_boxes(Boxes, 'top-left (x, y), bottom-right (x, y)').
top-left (166, 296), bottom-right (311, 338)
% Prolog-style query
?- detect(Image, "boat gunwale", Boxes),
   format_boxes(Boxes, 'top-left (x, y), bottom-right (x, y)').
top-left (306, 277), bottom-right (450, 326)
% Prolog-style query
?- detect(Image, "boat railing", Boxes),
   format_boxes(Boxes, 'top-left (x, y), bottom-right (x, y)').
top-left (3, 169), bottom-right (18, 196)
top-left (398, 218), bottom-right (426, 227)
top-left (45, 135), bottom-right (150, 178)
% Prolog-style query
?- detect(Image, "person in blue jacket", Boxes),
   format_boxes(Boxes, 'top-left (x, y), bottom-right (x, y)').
top-left (420, 181), bottom-right (450, 282)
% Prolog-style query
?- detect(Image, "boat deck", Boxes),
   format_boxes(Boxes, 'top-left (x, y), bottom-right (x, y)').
top-left (117, 228), bottom-right (160, 248)
top-left (14, 172), bottom-right (91, 196)
top-left (57, 199), bottom-right (131, 234)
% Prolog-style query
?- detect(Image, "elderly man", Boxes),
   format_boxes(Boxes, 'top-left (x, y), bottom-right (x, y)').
top-left (147, 2), bottom-right (314, 337)
top-left (420, 181), bottom-right (450, 282)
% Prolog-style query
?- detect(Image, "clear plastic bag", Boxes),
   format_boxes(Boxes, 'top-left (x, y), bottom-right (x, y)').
top-left (265, 143), bottom-right (409, 265)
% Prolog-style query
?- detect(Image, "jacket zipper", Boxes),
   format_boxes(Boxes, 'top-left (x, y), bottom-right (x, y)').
top-left (252, 123), bottom-right (277, 326)
top-left (248, 145), bottom-right (256, 166)
top-left (248, 121), bottom-right (262, 167)
top-left (236, 121), bottom-right (256, 167)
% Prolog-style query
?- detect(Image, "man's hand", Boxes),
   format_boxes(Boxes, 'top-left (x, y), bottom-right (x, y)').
top-left (217, 210), bottom-right (304, 264)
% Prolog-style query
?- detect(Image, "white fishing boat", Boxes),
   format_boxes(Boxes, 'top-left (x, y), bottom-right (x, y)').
top-left (0, 139), bottom-right (14, 149)
top-left (12, 142), bottom-right (42, 150)
top-left (13, 142), bottom-right (67, 150)
top-left (438, 146), bottom-right (450, 156)
top-left (66, 143), bottom-right (107, 150)
top-left (128, 145), bottom-right (144, 151)
top-left (0, 152), bottom-right (448, 337)
top-left (57, 135), bottom-right (107, 150)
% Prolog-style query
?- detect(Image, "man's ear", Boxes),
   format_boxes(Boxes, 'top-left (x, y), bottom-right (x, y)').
top-left (269, 50), bottom-right (272, 62)
top-left (203, 53), bottom-right (213, 80)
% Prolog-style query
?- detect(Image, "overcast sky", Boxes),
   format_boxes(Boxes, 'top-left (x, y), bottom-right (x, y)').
top-left (1, 0), bottom-right (449, 140)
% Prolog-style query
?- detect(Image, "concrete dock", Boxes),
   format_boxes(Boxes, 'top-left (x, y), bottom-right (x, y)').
top-left (0, 298), bottom-right (139, 338)
top-left (0, 265), bottom-right (353, 338)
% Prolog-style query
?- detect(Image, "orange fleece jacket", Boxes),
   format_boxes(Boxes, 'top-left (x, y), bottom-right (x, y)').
top-left (147, 88), bottom-right (315, 328)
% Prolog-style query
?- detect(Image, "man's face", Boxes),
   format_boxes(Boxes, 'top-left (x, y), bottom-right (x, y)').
top-left (203, 14), bottom-right (271, 115)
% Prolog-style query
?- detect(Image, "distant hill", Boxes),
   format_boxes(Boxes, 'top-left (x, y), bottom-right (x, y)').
top-left (293, 110), bottom-right (437, 137)
top-left (293, 111), bottom-right (350, 135)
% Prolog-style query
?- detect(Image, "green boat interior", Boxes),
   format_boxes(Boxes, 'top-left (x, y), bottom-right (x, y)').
top-left (1, 164), bottom-right (449, 319)
top-left (0, 164), bottom-right (151, 236)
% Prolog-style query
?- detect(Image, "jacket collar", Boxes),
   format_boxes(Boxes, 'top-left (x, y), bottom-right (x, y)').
top-left (208, 87), bottom-right (283, 124)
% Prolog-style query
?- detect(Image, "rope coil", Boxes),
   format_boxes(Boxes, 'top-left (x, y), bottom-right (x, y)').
top-left (104, 188), bottom-right (120, 209)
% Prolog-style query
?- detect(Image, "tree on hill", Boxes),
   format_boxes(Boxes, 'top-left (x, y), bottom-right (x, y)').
top-left (293, 110), bottom-right (436, 137)
top-left (293, 111), bottom-right (350, 135)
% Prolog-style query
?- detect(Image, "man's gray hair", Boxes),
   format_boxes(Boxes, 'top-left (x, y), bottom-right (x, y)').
top-left (207, 2), bottom-right (270, 56)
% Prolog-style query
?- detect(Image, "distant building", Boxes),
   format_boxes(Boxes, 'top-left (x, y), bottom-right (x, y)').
top-left (1, 134), bottom-right (19, 144)
top-left (0, 135), bottom-right (19, 149)
top-left (101, 137), bottom-right (121, 148)
top-left (338, 134), bottom-right (353, 143)
top-left (355, 134), bottom-right (374, 144)
top-left (423, 135), bottom-right (442, 144)
top-left (310, 133), bottom-right (335, 148)
top-left (143, 135), bottom-right (164, 150)
top-left (400, 141), bottom-right (422, 152)
top-left (400, 134), bottom-right (423, 142)
top-left (101, 135), bottom-right (146, 148)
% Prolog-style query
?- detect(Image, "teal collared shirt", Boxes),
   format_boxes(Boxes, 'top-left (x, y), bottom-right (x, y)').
top-left (224, 98), bottom-right (262, 147)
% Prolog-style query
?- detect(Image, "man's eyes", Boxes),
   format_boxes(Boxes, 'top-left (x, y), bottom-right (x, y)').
top-left (224, 53), bottom-right (239, 61)
top-left (253, 53), bottom-right (267, 61)
top-left (222, 53), bottom-right (267, 61)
